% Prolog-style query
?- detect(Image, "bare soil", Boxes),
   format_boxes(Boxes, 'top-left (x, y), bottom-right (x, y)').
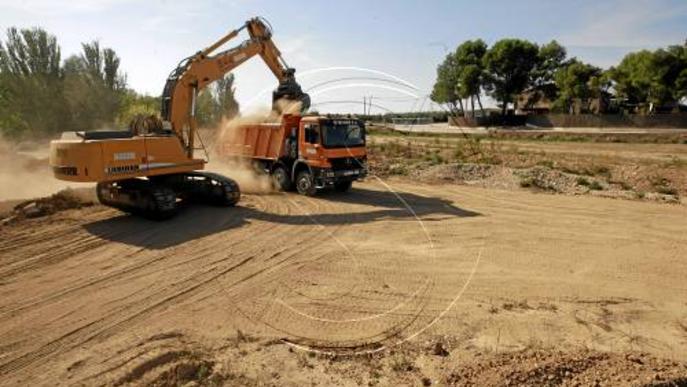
top-left (0, 133), bottom-right (686, 385)
top-left (367, 133), bottom-right (687, 202)
top-left (0, 179), bottom-right (686, 385)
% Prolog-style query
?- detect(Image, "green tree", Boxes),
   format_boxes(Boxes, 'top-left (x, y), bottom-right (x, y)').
top-left (554, 59), bottom-right (602, 114)
top-left (77, 41), bottom-right (126, 91)
top-left (483, 39), bottom-right (540, 116)
top-left (610, 47), bottom-right (685, 110)
top-left (214, 73), bottom-right (239, 120)
top-left (116, 90), bottom-right (160, 126)
top-left (195, 89), bottom-right (216, 127)
top-left (528, 40), bottom-right (567, 106)
top-left (430, 53), bottom-right (464, 116)
top-left (0, 27), bottom-right (66, 137)
top-left (455, 39), bottom-right (487, 117)
top-left (0, 27), bottom-right (61, 77)
top-left (670, 41), bottom-right (687, 101)
top-left (62, 41), bottom-right (127, 130)
top-left (193, 73), bottom-right (240, 127)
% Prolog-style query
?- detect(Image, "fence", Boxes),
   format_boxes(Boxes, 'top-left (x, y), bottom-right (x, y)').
top-left (526, 114), bottom-right (687, 128)
top-left (449, 114), bottom-right (687, 128)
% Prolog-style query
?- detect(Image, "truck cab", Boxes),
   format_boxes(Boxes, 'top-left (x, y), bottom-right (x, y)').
top-left (287, 115), bottom-right (368, 194)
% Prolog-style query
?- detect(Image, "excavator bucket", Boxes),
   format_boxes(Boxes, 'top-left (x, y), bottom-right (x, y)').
top-left (272, 70), bottom-right (310, 114)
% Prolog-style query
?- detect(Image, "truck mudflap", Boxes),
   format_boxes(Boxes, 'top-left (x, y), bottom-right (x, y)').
top-left (312, 167), bottom-right (367, 188)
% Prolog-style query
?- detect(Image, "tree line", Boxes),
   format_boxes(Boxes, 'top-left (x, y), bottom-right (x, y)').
top-left (431, 38), bottom-right (687, 117)
top-left (0, 27), bottom-right (239, 139)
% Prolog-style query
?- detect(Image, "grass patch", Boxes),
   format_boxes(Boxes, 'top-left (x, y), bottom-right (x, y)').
top-left (537, 159), bottom-right (555, 168)
top-left (424, 150), bottom-right (444, 165)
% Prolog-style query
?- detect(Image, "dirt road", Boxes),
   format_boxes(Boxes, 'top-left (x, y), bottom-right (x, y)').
top-left (1, 180), bottom-right (686, 385)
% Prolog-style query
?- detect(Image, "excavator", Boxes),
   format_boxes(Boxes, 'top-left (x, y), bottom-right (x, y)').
top-left (49, 17), bottom-right (310, 219)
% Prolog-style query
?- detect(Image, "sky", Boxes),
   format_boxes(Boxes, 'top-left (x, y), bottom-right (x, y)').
top-left (1, 0), bottom-right (686, 114)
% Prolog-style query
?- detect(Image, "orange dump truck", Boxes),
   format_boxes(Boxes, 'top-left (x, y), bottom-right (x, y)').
top-left (222, 114), bottom-right (367, 195)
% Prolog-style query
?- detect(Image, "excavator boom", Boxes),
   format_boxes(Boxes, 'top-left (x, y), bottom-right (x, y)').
top-left (161, 17), bottom-right (310, 157)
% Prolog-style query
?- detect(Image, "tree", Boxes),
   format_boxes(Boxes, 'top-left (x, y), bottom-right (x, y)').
top-left (195, 89), bottom-right (216, 127)
top-left (61, 41), bottom-right (127, 130)
top-left (193, 73), bottom-right (240, 127)
top-left (670, 41), bottom-right (687, 102)
top-left (610, 47), bottom-right (685, 111)
top-left (0, 27), bottom-right (66, 137)
top-left (483, 39), bottom-right (540, 116)
top-left (526, 40), bottom-right (567, 108)
top-left (117, 90), bottom-right (160, 126)
top-left (0, 27), bottom-right (60, 77)
top-left (430, 53), bottom-right (463, 116)
top-left (455, 39), bottom-right (487, 117)
top-left (214, 73), bottom-right (239, 120)
top-left (554, 59), bottom-right (602, 114)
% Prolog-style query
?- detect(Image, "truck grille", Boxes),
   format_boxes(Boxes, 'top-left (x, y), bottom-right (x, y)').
top-left (330, 157), bottom-right (366, 171)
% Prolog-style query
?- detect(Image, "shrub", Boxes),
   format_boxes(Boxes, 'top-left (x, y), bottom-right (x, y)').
top-left (589, 181), bottom-right (604, 190)
top-left (537, 160), bottom-right (555, 168)
top-left (576, 177), bottom-right (590, 186)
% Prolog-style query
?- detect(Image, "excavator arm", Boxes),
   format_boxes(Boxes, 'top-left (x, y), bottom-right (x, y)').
top-left (161, 17), bottom-right (310, 157)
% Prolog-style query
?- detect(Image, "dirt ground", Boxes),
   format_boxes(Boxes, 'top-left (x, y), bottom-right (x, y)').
top-left (1, 177), bottom-right (686, 385)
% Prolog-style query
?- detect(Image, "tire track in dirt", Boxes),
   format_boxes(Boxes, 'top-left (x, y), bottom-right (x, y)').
top-left (0, 195), bottom-right (337, 377)
top-left (0, 183), bottom-right (485, 381)
top-left (228, 187), bottom-right (446, 351)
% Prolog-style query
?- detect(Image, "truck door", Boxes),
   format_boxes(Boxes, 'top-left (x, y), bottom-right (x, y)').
top-left (300, 123), bottom-right (321, 161)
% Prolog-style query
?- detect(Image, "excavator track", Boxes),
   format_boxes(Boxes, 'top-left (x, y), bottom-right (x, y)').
top-left (95, 172), bottom-right (240, 220)
top-left (175, 171), bottom-right (241, 207)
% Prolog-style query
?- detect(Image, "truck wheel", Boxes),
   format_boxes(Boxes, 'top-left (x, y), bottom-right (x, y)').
top-left (296, 170), bottom-right (317, 196)
top-left (272, 165), bottom-right (293, 191)
top-left (334, 181), bottom-right (352, 192)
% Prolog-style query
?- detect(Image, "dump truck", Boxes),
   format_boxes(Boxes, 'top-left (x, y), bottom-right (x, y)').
top-left (222, 114), bottom-right (367, 195)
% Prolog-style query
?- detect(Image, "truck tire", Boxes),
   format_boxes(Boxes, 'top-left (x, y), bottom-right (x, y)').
top-left (296, 170), bottom-right (317, 196)
top-left (334, 181), bottom-right (352, 192)
top-left (272, 165), bottom-right (293, 191)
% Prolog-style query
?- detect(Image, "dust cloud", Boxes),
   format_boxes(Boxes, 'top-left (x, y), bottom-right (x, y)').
top-left (204, 106), bottom-right (286, 195)
top-left (0, 137), bottom-right (85, 201)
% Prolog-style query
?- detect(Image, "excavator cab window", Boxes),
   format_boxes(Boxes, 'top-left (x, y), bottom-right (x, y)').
top-left (304, 124), bottom-right (320, 144)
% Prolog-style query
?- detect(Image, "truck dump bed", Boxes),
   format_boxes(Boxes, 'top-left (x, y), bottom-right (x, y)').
top-left (220, 114), bottom-right (300, 160)
top-left (223, 123), bottom-right (284, 160)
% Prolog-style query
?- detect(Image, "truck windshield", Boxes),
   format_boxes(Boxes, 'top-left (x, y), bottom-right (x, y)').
top-left (321, 120), bottom-right (365, 148)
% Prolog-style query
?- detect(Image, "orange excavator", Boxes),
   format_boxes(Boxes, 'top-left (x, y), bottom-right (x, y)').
top-left (49, 17), bottom-right (310, 219)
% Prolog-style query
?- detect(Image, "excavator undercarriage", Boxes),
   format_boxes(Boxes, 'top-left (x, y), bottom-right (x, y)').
top-left (96, 172), bottom-right (240, 219)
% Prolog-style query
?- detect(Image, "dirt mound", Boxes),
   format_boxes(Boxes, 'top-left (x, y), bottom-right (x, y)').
top-left (413, 163), bottom-right (497, 183)
top-left (1, 188), bottom-right (94, 225)
top-left (445, 349), bottom-right (687, 386)
top-left (515, 166), bottom-right (583, 193)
